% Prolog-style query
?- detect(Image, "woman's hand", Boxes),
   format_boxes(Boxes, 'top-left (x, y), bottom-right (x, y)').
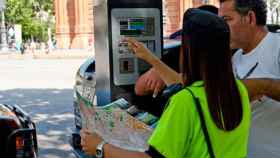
top-left (123, 37), bottom-right (156, 64)
top-left (80, 128), bottom-right (103, 156)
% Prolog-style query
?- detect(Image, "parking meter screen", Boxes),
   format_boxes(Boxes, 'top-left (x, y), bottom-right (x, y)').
top-left (120, 17), bottom-right (155, 36)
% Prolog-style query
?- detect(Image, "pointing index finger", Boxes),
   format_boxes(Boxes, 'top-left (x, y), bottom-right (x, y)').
top-left (125, 37), bottom-right (139, 48)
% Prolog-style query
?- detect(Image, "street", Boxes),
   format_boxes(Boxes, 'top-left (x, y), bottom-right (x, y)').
top-left (0, 58), bottom-right (86, 158)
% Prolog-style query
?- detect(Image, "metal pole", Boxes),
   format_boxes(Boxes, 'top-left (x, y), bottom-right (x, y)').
top-left (0, 9), bottom-right (8, 51)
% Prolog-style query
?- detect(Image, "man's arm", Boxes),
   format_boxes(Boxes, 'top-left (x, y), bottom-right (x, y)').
top-left (242, 78), bottom-right (280, 102)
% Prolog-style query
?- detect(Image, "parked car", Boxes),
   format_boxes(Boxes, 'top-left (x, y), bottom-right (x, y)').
top-left (267, 24), bottom-right (280, 33)
top-left (0, 104), bottom-right (38, 158)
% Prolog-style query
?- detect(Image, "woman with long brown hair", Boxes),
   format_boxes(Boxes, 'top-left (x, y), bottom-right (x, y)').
top-left (80, 8), bottom-right (251, 158)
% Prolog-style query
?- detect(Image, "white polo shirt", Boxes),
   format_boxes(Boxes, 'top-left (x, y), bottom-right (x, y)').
top-left (232, 32), bottom-right (280, 79)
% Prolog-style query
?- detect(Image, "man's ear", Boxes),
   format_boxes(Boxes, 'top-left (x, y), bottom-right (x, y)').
top-left (247, 10), bottom-right (257, 26)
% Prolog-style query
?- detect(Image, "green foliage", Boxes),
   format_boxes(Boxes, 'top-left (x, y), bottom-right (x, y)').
top-left (4, 0), bottom-right (54, 42)
top-left (36, 0), bottom-right (54, 14)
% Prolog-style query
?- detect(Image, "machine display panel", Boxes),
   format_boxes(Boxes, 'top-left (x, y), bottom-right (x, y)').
top-left (111, 8), bottom-right (162, 86)
top-left (120, 17), bottom-right (155, 36)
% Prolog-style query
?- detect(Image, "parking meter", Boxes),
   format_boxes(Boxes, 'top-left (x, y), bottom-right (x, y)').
top-left (95, 0), bottom-right (163, 106)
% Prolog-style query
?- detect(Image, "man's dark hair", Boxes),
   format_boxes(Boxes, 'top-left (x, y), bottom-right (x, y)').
top-left (220, 0), bottom-right (267, 26)
top-left (198, 4), bottom-right (218, 14)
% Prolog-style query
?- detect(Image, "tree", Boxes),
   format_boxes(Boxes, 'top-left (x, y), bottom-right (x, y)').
top-left (4, 0), bottom-right (54, 42)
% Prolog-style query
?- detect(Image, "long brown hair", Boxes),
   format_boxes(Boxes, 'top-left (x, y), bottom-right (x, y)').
top-left (181, 9), bottom-right (243, 131)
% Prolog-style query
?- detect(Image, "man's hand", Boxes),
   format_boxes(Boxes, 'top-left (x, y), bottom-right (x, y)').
top-left (242, 79), bottom-right (264, 101)
top-left (145, 68), bottom-right (166, 97)
top-left (80, 129), bottom-right (103, 156)
top-left (135, 68), bottom-right (166, 97)
top-left (242, 78), bottom-right (280, 102)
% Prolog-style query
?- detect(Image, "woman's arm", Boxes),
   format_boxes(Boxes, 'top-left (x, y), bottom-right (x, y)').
top-left (80, 129), bottom-right (151, 158)
top-left (124, 38), bottom-right (280, 102)
top-left (124, 37), bottom-right (182, 86)
top-left (242, 78), bottom-right (280, 102)
top-left (104, 144), bottom-right (150, 158)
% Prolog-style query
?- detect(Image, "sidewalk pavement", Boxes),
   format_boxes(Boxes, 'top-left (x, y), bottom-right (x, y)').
top-left (0, 49), bottom-right (94, 60)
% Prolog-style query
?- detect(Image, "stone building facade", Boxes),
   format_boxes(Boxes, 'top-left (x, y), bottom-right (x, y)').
top-left (54, 0), bottom-right (94, 49)
top-left (164, 0), bottom-right (219, 35)
top-left (54, 0), bottom-right (219, 49)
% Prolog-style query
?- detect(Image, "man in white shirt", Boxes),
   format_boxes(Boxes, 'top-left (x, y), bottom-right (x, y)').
top-left (219, 0), bottom-right (280, 157)
top-left (232, 32), bottom-right (280, 79)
